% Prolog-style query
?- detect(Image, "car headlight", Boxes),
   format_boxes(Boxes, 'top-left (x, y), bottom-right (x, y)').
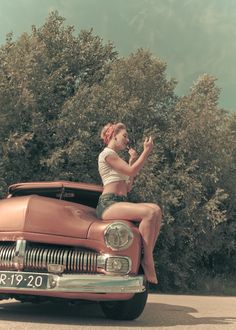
top-left (104, 222), bottom-right (134, 251)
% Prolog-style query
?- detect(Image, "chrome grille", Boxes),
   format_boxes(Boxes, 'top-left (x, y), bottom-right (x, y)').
top-left (0, 243), bottom-right (15, 268)
top-left (0, 242), bottom-right (98, 273)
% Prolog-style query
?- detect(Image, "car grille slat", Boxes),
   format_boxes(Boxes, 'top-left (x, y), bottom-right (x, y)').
top-left (0, 244), bottom-right (15, 268)
top-left (0, 243), bottom-right (98, 273)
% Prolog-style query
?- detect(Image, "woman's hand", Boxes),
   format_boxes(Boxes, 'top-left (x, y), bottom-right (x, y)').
top-left (143, 136), bottom-right (153, 155)
top-left (128, 147), bottom-right (138, 165)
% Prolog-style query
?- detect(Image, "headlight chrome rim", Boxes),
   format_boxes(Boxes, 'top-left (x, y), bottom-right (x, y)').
top-left (104, 222), bottom-right (134, 251)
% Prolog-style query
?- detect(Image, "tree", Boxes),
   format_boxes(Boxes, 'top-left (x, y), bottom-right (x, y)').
top-left (43, 48), bottom-right (177, 182)
top-left (153, 75), bottom-right (235, 291)
top-left (0, 11), bottom-right (117, 188)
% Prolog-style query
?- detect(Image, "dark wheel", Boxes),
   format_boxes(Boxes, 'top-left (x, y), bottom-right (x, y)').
top-left (99, 283), bottom-right (148, 320)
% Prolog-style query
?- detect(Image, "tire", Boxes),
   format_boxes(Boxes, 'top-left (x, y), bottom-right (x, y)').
top-left (99, 283), bottom-right (148, 320)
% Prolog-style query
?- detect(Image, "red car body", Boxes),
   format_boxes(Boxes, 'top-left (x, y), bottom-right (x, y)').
top-left (0, 181), bottom-right (148, 320)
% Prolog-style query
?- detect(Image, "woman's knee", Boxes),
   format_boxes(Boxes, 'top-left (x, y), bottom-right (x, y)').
top-left (146, 203), bottom-right (162, 219)
top-left (147, 205), bottom-right (162, 231)
top-left (156, 206), bottom-right (162, 223)
top-left (143, 205), bottom-right (159, 222)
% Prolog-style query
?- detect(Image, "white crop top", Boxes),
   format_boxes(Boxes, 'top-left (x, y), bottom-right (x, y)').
top-left (98, 147), bottom-right (129, 186)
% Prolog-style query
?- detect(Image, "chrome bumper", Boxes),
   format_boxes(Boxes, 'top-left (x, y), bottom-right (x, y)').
top-left (50, 273), bottom-right (145, 293)
top-left (1, 272), bottom-right (145, 294)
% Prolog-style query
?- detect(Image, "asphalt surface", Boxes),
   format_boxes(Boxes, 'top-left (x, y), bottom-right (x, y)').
top-left (0, 293), bottom-right (236, 330)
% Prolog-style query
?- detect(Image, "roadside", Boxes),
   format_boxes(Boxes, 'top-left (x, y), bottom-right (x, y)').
top-left (0, 293), bottom-right (236, 329)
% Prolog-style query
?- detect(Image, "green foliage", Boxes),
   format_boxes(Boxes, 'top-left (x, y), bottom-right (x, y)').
top-left (0, 11), bottom-right (117, 186)
top-left (152, 75), bottom-right (236, 291)
top-left (0, 12), bottom-right (235, 292)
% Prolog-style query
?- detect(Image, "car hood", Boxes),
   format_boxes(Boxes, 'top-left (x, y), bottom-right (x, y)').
top-left (0, 195), bottom-right (99, 239)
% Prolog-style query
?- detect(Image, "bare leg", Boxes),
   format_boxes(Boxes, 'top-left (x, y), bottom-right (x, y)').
top-left (102, 202), bottom-right (161, 284)
top-left (140, 203), bottom-right (162, 251)
top-left (138, 203), bottom-right (162, 283)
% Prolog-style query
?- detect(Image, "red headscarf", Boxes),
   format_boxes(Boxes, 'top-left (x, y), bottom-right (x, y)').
top-left (103, 124), bottom-right (116, 145)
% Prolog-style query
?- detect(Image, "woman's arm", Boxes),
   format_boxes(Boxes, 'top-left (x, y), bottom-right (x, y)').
top-left (126, 148), bottom-right (138, 192)
top-left (105, 137), bottom-right (153, 177)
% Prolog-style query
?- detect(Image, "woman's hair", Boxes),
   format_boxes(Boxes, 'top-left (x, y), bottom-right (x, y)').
top-left (100, 122), bottom-right (126, 145)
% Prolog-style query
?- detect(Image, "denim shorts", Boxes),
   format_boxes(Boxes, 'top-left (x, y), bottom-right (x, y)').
top-left (96, 193), bottom-right (128, 218)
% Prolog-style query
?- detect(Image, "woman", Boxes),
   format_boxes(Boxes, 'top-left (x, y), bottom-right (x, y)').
top-left (96, 122), bottom-right (162, 284)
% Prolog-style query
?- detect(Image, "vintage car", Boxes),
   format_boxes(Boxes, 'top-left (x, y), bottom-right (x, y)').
top-left (0, 181), bottom-right (148, 320)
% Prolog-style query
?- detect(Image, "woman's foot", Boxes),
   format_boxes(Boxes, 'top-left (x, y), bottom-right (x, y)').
top-left (141, 259), bottom-right (158, 284)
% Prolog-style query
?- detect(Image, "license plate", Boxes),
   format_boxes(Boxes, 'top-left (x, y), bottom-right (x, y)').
top-left (0, 271), bottom-right (48, 289)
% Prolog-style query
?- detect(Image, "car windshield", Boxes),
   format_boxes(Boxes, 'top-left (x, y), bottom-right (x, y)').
top-left (10, 186), bottom-right (101, 208)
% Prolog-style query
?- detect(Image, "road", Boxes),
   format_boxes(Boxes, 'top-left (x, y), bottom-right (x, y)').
top-left (0, 293), bottom-right (236, 330)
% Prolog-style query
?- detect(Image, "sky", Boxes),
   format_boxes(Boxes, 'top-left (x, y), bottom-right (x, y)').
top-left (0, 0), bottom-right (235, 111)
